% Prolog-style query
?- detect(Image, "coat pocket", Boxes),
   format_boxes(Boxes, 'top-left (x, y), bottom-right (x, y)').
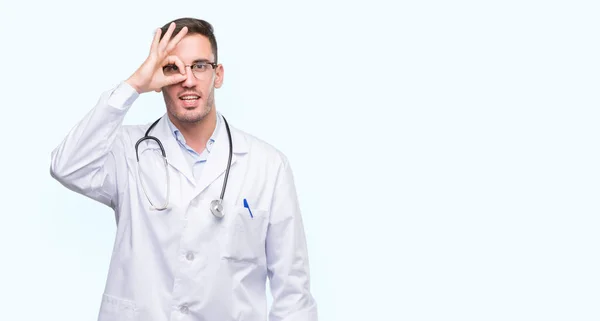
top-left (222, 205), bottom-right (268, 263)
top-left (98, 294), bottom-right (139, 321)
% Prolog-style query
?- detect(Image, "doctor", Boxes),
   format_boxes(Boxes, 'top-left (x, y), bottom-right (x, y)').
top-left (50, 17), bottom-right (317, 321)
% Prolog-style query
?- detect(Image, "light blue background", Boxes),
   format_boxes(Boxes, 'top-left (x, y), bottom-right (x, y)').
top-left (1, 0), bottom-right (599, 320)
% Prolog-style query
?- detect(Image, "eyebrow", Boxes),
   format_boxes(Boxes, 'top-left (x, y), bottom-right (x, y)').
top-left (192, 59), bottom-right (212, 64)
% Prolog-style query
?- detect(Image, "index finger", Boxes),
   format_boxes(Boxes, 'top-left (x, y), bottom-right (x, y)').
top-left (163, 55), bottom-right (188, 85)
top-left (164, 55), bottom-right (187, 76)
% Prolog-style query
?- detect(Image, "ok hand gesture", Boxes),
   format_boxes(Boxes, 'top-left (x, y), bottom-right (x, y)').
top-left (126, 22), bottom-right (189, 94)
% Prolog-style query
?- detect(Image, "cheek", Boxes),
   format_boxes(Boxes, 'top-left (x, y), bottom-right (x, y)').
top-left (203, 80), bottom-right (216, 92)
top-left (163, 88), bottom-right (178, 102)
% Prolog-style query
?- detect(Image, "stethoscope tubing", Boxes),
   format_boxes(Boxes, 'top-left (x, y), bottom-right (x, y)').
top-left (134, 115), bottom-right (232, 216)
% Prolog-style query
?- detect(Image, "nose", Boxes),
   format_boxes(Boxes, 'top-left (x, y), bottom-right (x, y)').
top-left (182, 66), bottom-right (197, 88)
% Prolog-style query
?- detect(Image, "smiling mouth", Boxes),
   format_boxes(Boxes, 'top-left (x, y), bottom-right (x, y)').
top-left (180, 95), bottom-right (200, 101)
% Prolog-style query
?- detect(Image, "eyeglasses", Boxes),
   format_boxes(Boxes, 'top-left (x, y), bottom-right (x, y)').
top-left (163, 61), bottom-right (218, 80)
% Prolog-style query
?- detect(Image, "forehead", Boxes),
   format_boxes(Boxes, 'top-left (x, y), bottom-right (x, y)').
top-left (171, 34), bottom-right (214, 62)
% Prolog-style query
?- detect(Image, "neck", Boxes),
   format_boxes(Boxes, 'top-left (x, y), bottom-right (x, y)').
top-left (169, 108), bottom-right (217, 154)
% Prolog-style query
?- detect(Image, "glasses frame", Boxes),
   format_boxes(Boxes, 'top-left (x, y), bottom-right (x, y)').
top-left (163, 61), bottom-right (218, 80)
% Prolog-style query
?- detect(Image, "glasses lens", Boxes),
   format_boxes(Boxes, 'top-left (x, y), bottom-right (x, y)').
top-left (191, 63), bottom-right (214, 80)
top-left (163, 63), bottom-right (215, 80)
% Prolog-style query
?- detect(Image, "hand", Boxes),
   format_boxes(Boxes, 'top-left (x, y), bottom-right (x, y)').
top-left (126, 22), bottom-right (189, 94)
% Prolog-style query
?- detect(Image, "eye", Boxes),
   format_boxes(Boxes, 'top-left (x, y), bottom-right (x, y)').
top-left (192, 63), bottom-right (208, 71)
top-left (163, 64), bottom-right (179, 72)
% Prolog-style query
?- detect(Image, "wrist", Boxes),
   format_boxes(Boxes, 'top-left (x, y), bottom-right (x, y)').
top-left (107, 81), bottom-right (140, 110)
top-left (125, 76), bottom-right (144, 94)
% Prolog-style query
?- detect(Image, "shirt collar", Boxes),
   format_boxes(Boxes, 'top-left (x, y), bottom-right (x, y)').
top-left (166, 113), bottom-right (221, 153)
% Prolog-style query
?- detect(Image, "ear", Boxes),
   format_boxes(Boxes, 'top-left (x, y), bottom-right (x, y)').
top-left (214, 64), bottom-right (224, 88)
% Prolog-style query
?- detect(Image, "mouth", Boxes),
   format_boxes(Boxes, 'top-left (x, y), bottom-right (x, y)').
top-left (179, 94), bottom-right (201, 101)
top-left (179, 94), bottom-right (201, 108)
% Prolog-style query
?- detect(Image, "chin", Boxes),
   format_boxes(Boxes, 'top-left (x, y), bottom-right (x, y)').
top-left (173, 107), bottom-right (211, 123)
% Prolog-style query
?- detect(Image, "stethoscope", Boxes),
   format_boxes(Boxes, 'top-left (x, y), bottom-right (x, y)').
top-left (134, 115), bottom-right (233, 218)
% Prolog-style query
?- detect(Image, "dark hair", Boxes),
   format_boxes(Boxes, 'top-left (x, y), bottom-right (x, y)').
top-left (160, 17), bottom-right (218, 63)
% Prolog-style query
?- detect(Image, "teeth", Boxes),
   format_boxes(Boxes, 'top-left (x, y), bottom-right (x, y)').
top-left (181, 96), bottom-right (199, 100)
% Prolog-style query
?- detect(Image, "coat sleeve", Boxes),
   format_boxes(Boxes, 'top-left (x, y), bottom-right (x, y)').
top-left (49, 82), bottom-right (139, 209)
top-left (266, 155), bottom-right (318, 321)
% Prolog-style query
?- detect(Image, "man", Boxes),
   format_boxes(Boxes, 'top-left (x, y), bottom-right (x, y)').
top-left (50, 17), bottom-right (318, 321)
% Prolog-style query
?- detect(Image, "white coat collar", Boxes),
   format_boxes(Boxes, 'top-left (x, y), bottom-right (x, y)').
top-left (148, 112), bottom-right (249, 190)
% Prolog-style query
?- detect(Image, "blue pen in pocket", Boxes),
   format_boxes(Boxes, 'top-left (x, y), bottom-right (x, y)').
top-left (243, 199), bottom-right (253, 218)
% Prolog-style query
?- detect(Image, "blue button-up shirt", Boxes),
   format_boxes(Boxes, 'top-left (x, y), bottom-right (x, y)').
top-left (166, 114), bottom-right (221, 181)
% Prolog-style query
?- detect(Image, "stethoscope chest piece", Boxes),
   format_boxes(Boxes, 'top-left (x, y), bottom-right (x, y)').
top-left (210, 199), bottom-right (225, 218)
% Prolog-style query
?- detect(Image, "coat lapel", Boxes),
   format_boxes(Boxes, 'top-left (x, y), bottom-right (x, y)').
top-left (139, 114), bottom-right (248, 197)
top-left (193, 115), bottom-right (248, 198)
top-left (145, 115), bottom-right (196, 186)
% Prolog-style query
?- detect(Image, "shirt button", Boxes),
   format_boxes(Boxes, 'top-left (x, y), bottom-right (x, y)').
top-left (186, 252), bottom-right (194, 261)
top-left (179, 304), bottom-right (189, 314)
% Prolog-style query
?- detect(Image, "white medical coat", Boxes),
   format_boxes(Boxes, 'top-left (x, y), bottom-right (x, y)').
top-left (49, 82), bottom-right (318, 321)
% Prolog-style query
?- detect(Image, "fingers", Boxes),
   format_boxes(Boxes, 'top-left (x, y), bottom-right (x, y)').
top-left (142, 23), bottom-right (189, 91)
top-left (164, 55), bottom-right (186, 75)
top-left (166, 26), bottom-right (188, 52)
top-left (150, 28), bottom-right (161, 54)
top-left (165, 73), bottom-right (188, 86)
top-left (158, 22), bottom-right (176, 52)
top-left (161, 55), bottom-right (187, 86)
top-left (152, 23), bottom-right (187, 57)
